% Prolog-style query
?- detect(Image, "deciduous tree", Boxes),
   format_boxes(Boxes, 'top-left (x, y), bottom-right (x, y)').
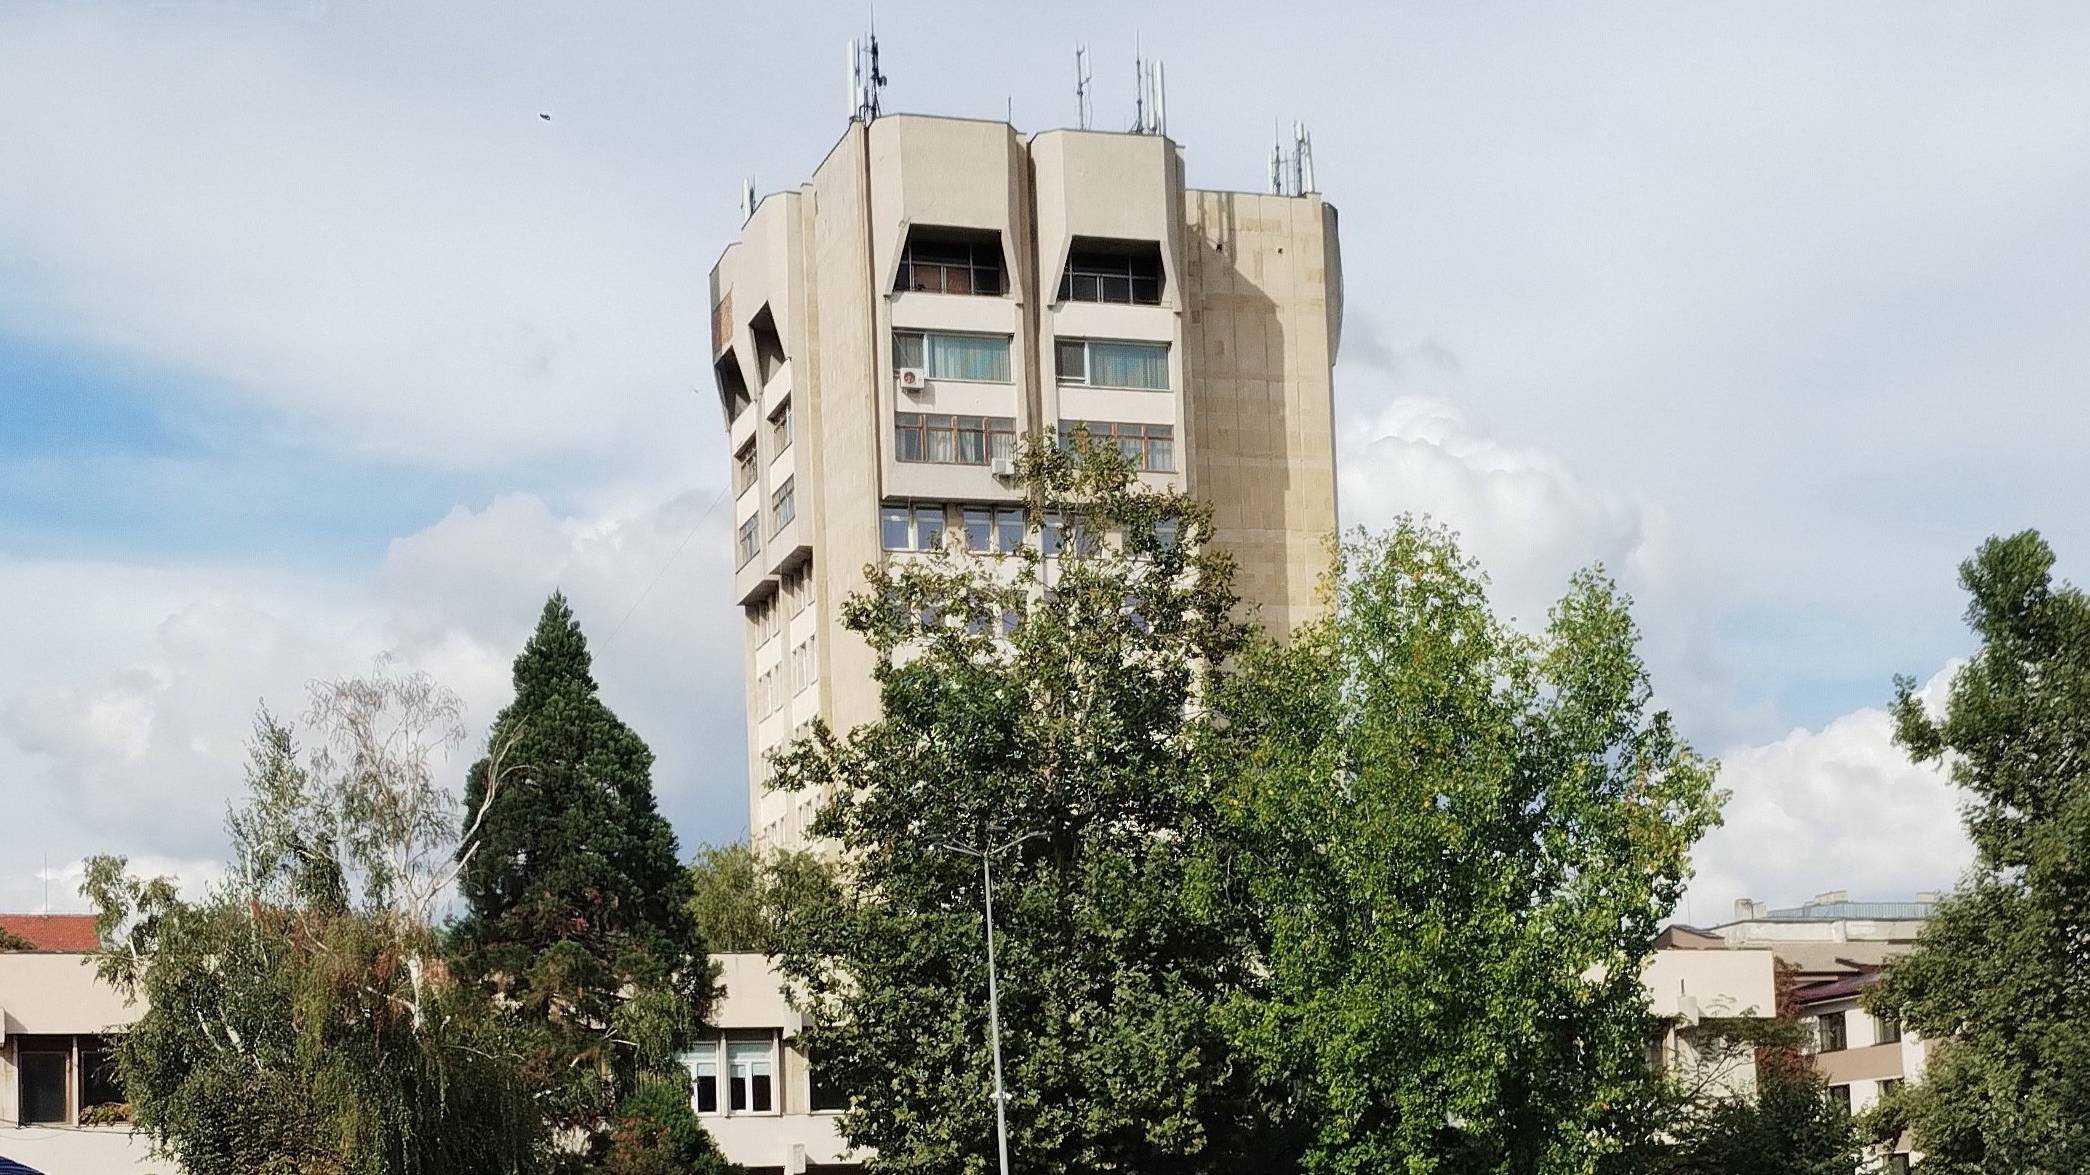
top-left (1871, 530), bottom-right (2090, 1172)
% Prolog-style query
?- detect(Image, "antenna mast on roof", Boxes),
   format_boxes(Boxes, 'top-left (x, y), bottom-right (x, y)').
top-left (740, 175), bottom-right (756, 224)
top-left (1074, 44), bottom-right (1092, 129)
top-left (1130, 36), bottom-right (1167, 135)
top-left (848, 11), bottom-right (888, 122)
top-left (1268, 121), bottom-right (1316, 195)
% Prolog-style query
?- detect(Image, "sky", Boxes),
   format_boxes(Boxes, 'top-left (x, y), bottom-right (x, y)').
top-left (4, 0), bottom-right (2087, 924)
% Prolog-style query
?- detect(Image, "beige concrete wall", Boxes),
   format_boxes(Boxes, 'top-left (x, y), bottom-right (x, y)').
top-left (0, 953), bottom-right (138, 1035)
top-left (1182, 190), bottom-right (1340, 635)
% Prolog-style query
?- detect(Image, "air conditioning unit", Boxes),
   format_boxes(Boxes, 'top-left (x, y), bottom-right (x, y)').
top-left (990, 457), bottom-right (1016, 479)
top-left (895, 366), bottom-right (926, 393)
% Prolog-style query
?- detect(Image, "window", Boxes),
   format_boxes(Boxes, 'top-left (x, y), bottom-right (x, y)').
top-left (1828, 1083), bottom-right (1852, 1114)
top-left (728, 1038), bottom-right (775, 1114)
top-left (79, 1039), bottom-right (122, 1110)
top-left (733, 440), bottom-right (758, 495)
top-left (810, 1058), bottom-right (850, 1112)
top-left (1041, 511), bottom-right (1090, 558)
top-left (963, 507), bottom-right (993, 552)
top-left (893, 331), bottom-right (1013, 383)
top-left (896, 228), bottom-right (1005, 296)
top-left (19, 1047), bottom-right (67, 1124)
top-left (716, 351), bottom-right (752, 421)
top-left (1886, 1153), bottom-right (1911, 1175)
top-left (1817, 1011), bottom-right (1847, 1053)
top-left (1058, 420), bottom-right (1175, 471)
top-left (995, 506), bottom-right (1025, 552)
top-left (1058, 239), bottom-right (1164, 304)
top-left (880, 502), bottom-right (952, 553)
top-left (736, 516), bottom-right (761, 568)
top-left (1055, 338), bottom-right (1169, 390)
top-left (792, 636), bottom-right (817, 694)
top-left (750, 305), bottom-right (787, 383)
top-left (769, 397), bottom-right (792, 454)
top-left (895, 414), bottom-right (1017, 466)
top-left (1875, 1013), bottom-right (1902, 1045)
top-left (685, 1041), bottom-right (720, 1114)
top-left (1880, 1078), bottom-right (1904, 1100)
top-left (771, 476), bottom-right (796, 534)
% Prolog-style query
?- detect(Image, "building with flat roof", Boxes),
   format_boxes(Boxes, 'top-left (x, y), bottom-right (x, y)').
top-left (707, 108), bottom-right (1342, 852)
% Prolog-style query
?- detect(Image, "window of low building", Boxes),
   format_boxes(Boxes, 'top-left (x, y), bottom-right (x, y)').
top-left (1816, 1010), bottom-right (1847, 1053)
top-left (18, 1045), bottom-right (69, 1124)
top-left (685, 1040), bottom-right (721, 1114)
top-left (1828, 1083), bottom-right (1852, 1114)
top-left (1874, 1012), bottom-right (1901, 1045)
top-left (79, 1037), bottom-right (123, 1112)
top-left (893, 331), bottom-right (1013, 383)
top-left (727, 1036), bottom-right (776, 1114)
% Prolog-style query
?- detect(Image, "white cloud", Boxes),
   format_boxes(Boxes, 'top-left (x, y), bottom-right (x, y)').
top-left (0, 489), bottom-right (747, 914)
top-left (1684, 664), bottom-right (1973, 924)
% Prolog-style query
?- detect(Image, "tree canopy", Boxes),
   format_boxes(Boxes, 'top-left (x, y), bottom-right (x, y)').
top-left (450, 593), bottom-right (725, 1172)
top-left (1871, 529), bottom-right (2090, 1172)
top-left (772, 442), bottom-right (1280, 1174)
top-left (1218, 521), bottom-right (1724, 1173)
top-left (84, 672), bottom-right (542, 1175)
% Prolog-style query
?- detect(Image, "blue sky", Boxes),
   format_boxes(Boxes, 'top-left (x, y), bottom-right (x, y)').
top-left (5, 0), bottom-right (2088, 917)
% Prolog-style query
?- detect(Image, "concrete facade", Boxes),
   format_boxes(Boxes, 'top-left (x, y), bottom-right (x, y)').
top-left (0, 951), bottom-right (162, 1174)
top-left (709, 113), bottom-right (1342, 852)
top-left (686, 953), bottom-right (855, 1175)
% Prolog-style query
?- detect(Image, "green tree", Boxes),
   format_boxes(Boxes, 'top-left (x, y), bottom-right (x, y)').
top-left (1218, 521), bottom-right (1724, 1174)
top-left (451, 593), bottom-right (727, 1172)
top-left (84, 673), bottom-right (543, 1175)
top-left (1658, 1068), bottom-right (1861, 1175)
top-left (1872, 530), bottom-right (2090, 1172)
top-left (772, 441), bottom-right (1284, 1174)
top-left (687, 841), bottom-right (836, 955)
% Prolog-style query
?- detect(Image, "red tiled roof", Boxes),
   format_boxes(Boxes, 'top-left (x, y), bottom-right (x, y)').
top-left (0, 914), bottom-right (100, 953)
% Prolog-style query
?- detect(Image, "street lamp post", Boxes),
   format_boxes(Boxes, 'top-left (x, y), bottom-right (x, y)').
top-left (936, 830), bottom-right (1042, 1175)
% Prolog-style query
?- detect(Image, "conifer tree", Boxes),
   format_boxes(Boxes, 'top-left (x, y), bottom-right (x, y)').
top-left (453, 593), bottom-right (724, 1171)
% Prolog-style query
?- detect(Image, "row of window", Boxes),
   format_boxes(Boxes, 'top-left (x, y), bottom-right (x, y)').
top-left (1059, 419), bottom-right (1175, 472)
top-left (754, 634), bottom-right (818, 717)
top-left (685, 1032), bottom-right (849, 1117)
top-left (895, 413), bottom-right (1018, 466)
top-left (877, 501), bottom-right (1172, 558)
top-left (748, 565), bottom-right (816, 644)
top-left (1813, 1008), bottom-right (1900, 1053)
top-left (894, 331), bottom-right (1169, 391)
top-left (895, 230), bottom-right (1166, 307)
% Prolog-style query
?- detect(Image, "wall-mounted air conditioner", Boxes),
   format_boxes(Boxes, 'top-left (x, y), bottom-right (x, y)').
top-left (990, 457), bottom-right (1016, 479)
top-left (895, 367), bottom-right (926, 393)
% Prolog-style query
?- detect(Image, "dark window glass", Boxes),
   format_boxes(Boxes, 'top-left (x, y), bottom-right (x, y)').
top-left (20, 1051), bottom-right (67, 1123)
top-left (1875, 1014), bottom-right (1901, 1044)
top-left (1828, 1083), bottom-right (1851, 1114)
top-left (1058, 241), bottom-right (1165, 305)
top-left (80, 1041), bottom-right (123, 1109)
top-left (1818, 1012), bottom-right (1847, 1053)
top-left (811, 1063), bottom-right (850, 1112)
top-left (896, 230), bottom-right (1005, 296)
top-left (695, 1072), bottom-right (719, 1113)
top-left (751, 1073), bottom-right (773, 1113)
top-left (1055, 338), bottom-right (1087, 382)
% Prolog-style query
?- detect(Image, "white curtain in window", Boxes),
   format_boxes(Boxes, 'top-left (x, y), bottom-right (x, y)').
top-left (1088, 342), bottom-right (1168, 390)
top-left (928, 333), bottom-right (1012, 382)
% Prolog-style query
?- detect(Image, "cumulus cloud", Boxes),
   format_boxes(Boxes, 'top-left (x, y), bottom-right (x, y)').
top-left (1685, 664), bottom-right (1974, 922)
top-left (0, 489), bottom-right (746, 914)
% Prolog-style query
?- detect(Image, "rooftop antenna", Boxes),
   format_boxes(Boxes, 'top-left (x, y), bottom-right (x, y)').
top-left (849, 11), bottom-right (888, 123)
top-left (1291, 121), bottom-right (1305, 196)
top-left (1298, 123), bottom-right (1315, 193)
top-left (1269, 121), bottom-right (1285, 194)
top-left (1132, 33), bottom-right (1144, 133)
top-left (1155, 59), bottom-right (1167, 136)
top-left (1074, 44), bottom-right (1092, 130)
top-left (740, 175), bottom-right (756, 223)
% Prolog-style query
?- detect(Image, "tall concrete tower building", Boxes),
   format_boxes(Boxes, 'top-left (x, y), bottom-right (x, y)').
top-left (710, 112), bottom-right (1342, 851)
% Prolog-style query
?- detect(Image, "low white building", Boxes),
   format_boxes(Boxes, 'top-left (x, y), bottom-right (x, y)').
top-left (690, 952), bottom-right (859, 1174)
top-left (0, 916), bottom-right (162, 1174)
top-left (1641, 946), bottom-right (1781, 1097)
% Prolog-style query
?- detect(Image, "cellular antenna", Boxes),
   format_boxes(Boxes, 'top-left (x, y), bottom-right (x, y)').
top-left (1132, 34), bottom-right (1143, 133)
top-left (1074, 44), bottom-right (1092, 129)
top-left (740, 175), bottom-right (756, 224)
top-left (850, 12), bottom-right (888, 122)
top-left (1269, 121), bottom-right (1316, 195)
